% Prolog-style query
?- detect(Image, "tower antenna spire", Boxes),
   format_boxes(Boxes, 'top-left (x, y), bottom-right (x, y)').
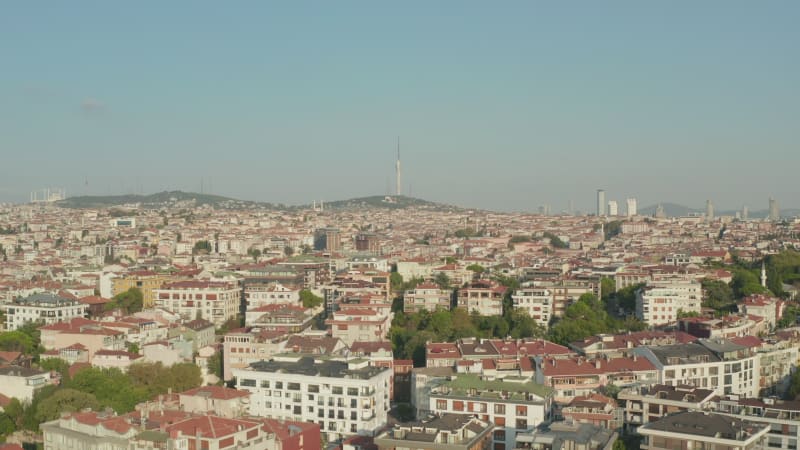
top-left (395, 137), bottom-right (401, 196)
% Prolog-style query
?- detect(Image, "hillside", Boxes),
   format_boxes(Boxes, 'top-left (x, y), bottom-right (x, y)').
top-left (317, 195), bottom-right (467, 212)
top-left (56, 191), bottom-right (268, 209)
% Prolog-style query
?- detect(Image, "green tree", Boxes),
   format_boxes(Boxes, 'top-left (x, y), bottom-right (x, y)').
top-left (677, 309), bottom-right (700, 319)
top-left (542, 232), bottom-right (568, 249)
top-left (283, 246), bottom-right (294, 257)
top-left (613, 439), bottom-right (627, 450)
top-left (67, 367), bottom-right (148, 413)
top-left (35, 389), bottom-right (100, 423)
top-left (0, 412), bottom-right (15, 439)
top-left (390, 272), bottom-right (405, 293)
top-left (0, 331), bottom-right (37, 354)
top-left (600, 277), bottom-right (616, 302)
top-left (192, 240), bottom-right (212, 254)
top-left (701, 279), bottom-right (735, 314)
top-left (509, 310), bottom-right (546, 339)
top-left (247, 247), bottom-right (262, 261)
top-left (434, 272), bottom-right (451, 290)
top-left (105, 287), bottom-right (144, 314)
top-left (466, 264), bottom-right (485, 274)
top-left (299, 290), bottom-right (324, 308)
top-left (731, 269), bottom-right (769, 298)
top-left (39, 358), bottom-right (71, 381)
top-left (207, 349), bottom-right (223, 379)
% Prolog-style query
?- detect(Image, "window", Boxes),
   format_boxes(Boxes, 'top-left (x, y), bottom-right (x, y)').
top-left (240, 379), bottom-right (256, 387)
top-left (494, 430), bottom-right (506, 441)
top-left (275, 381), bottom-right (283, 389)
top-left (516, 419), bottom-right (528, 429)
top-left (260, 380), bottom-right (270, 388)
top-left (436, 399), bottom-right (447, 410)
top-left (347, 387), bottom-right (359, 396)
top-left (516, 405), bottom-right (527, 416)
top-left (287, 382), bottom-right (300, 391)
top-left (494, 404), bottom-right (506, 414)
top-left (332, 386), bottom-right (343, 395)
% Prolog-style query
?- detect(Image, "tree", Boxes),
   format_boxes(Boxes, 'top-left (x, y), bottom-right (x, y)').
top-left (434, 272), bottom-right (451, 290)
top-left (192, 240), bottom-right (212, 254)
top-left (35, 389), bottom-right (100, 423)
top-left (549, 294), bottom-right (615, 345)
top-left (283, 246), bottom-right (294, 257)
top-left (731, 269), bottom-right (769, 298)
top-left (105, 287), bottom-right (144, 314)
top-left (390, 272), bottom-right (405, 293)
top-left (613, 439), bottom-right (627, 450)
top-left (677, 309), bottom-right (700, 319)
top-left (605, 221), bottom-right (623, 240)
top-left (600, 277), bottom-right (616, 302)
top-left (508, 310), bottom-right (546, 339)
top-left (67, 367), bottom-right (149, 413)
top-left (542, 232), bottom-right (568, 249)
top-left (466, 264), bottom-right (485, 274)
top-left (39, 358), bottom-right (71, 381)
top-left (299, 290), bottom-right (323, 308)
top-left (0, 331), bottom-right (37, 355)
top-left (701, 279), bottom-right (735, 314)
top-left (207, 349), bottom-right (223, 379)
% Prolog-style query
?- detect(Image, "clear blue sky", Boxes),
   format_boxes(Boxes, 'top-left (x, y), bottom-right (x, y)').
top-left (1, 2), bottom-right (798, 212)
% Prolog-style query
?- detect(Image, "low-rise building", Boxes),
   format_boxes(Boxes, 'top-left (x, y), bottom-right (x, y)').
top-left (2, 292), bottom-right (88, 330)
top-left (515, 420), bottom-right (617, 450)
top-left (638, 411), bottom-right (768, 450)
top-left (457, 281), bottom-right (507, 316)
top-left (154, 281), bottom-right (241, 327)
top-left (0, 365), bottom-right (51, 403)
top-left (374, 414), bottom-right (493, 450)
top-left (426, 374), bottom-right (553, 450)
top-left (617, 384), bottom-right (716, 432)
top-left (403, 282), bottom-right (452, 313)
top-left (178, 385), bottom-right (250, 418)
top-left (512, 288), bottom-right (554, 327)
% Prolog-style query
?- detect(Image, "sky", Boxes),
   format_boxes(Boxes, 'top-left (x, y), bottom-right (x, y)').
top-left (1, 2), bottom-right (798, 212)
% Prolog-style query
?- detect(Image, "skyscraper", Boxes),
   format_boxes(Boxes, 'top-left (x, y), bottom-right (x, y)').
top-left (626, 198), bottom-right (637, 217)
top-left (597, 190), bottom-right (606, 217)
top-left (768, 197), bottom-right (779, 221)
top-left (608, 200), bottom-right (618, 216)
top-left (742, 205), bottom-right (749, 221)
top-left (706, 200), bottom-right (714, 221)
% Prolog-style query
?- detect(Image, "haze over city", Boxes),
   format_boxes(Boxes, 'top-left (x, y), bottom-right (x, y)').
top-left (1, 2), bottom-right (798, 211)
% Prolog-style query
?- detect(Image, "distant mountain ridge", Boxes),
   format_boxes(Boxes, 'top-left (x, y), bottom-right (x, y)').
top-left (57, 191), bottom-right (269, 209)
top-left (55, 191), bottom-right (463, 211)
top-left (316, 195), bottom-right (467, 211)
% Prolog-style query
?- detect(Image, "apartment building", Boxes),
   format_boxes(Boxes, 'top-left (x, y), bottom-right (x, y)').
top-left (712, 396), bottom-right (800, 450)
top-left (636, 279), bottom-right (702, 326)
top-left (0, 366), bottom-right (52, 403)
top-left (111, 271), bottom-right (174, 308)
top-left (512, 287), bottom-right (554, 327)
top-left (375, 414), bottom-right (493, 450)
top-left (154, 281), bottom-right (241, 326)
top-left (426, 374), bottom-right (553, 450)
top-left (638, 411), bottom-right (768, 450)
top-left (2, 292), bottom-right (88, 330)
top-left (326, 308), bottom-right (391, 345)
top-left (403, 282), bottom-right (452, 313)
top-left (40, 318), bottom-right (126, 359)
top-left (243, 282), bottom-right (300, 309)
top-left (739, 294), bottom-right (785, 330)
top-left (233, 355), bottom-right (392, 442)
top-left (515, 421), bottom-right (617, 450)
top-left (534, 355), bottom-right (657, 404)
top-left (617, 384), bottom-right (716, 432)
top-left (457, 281), bottom-right (507, 316)
top-left (634, 339), bottom-right (761, 398)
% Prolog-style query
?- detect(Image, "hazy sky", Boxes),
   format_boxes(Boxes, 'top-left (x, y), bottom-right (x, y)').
top-left (1, 2), bottom-right (798, 212)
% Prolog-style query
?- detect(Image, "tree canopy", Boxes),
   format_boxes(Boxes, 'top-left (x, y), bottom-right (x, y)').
top-left (299, 290), bottom-right (323, 308)
top-left (105, 287), bottom-right (144, 314)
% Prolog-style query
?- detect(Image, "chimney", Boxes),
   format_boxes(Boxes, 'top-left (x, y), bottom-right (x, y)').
top-left (595, 360), bottom-right (601, 369)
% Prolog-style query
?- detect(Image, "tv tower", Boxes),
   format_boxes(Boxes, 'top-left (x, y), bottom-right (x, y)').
top-left (395, 137), bottom-right (401, 196)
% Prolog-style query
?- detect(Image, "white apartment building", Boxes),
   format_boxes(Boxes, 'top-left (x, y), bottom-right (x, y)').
top-left (326, 308), bottom-right (391, 345)
top-left (608, 201), bottom-right (619, 216)
top-left (636, 279), bottom-right (702, 326)
top-left (634, 339), bottom-right (761, 398)
top-left (233, 355), bottom-right (392, 442)
top-left (403, 282), bottom-right (452, 313)
top-left (512, 288), bottom-right (554, 327)
top-left (2, 293), bottom-right (88, 331)
top-left (244, 282), bottom-right (300, 309)
top-left (0, 366), bottom-right (52, 403)
top-left (154, 281), bottom-right (240, 326)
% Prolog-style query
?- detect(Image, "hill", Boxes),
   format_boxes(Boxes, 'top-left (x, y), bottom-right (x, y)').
top-left (317, 195), bottom-right (467, 212)
top-left (56, 191), bottom-right (269, 209)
